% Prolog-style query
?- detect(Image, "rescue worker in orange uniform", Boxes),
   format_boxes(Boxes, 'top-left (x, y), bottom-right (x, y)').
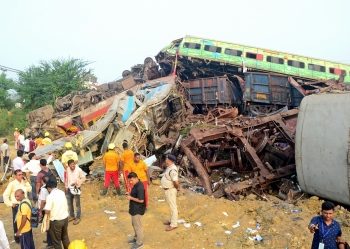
top-left (131, 153), bottom-right (150, 208)
top-left (121, 141), bottom-right (134, 193)
top-left (101, 143), bottom-right (121, 196)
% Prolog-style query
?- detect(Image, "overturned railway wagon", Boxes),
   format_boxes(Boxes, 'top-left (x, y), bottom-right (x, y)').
top-left (156, 36), bottom-right (350, 83)
top-left (33, 76), bottom-right (184, 167)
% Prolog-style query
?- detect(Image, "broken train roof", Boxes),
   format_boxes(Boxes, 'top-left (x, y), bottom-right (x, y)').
top-left (33, 76), bottom-right (177, 157)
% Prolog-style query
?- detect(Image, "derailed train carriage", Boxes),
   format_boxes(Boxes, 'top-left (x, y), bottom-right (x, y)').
top-left (156, 36), bottom-right (350, 114)
top-left (32, 76), bottom-right (184, 170)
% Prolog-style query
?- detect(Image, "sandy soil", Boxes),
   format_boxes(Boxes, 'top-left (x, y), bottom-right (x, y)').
top-left (1, 143), bottom-right (349, 249)
top-left (1, 178), bottom-right (350, 249)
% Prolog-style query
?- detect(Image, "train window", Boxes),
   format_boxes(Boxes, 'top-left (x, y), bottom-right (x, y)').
top-left (329, 67), bottom-right (346, 75)
top-left (246, 52), bottom-right (257, 59)
top-left (183, 42), bottom-right (201, 50)
top-left (266, 56), bottom-right (284, 64)
top-left (224, 48), bottom-right (242, 57)
top-left (308, 64), bottom-right (326, 72)
top-left (204, 45), bottom-right (222, 53)
top-left (287, 60), bottom-right (305, 68)
top-left (246, 52), bottom-right (263, 60)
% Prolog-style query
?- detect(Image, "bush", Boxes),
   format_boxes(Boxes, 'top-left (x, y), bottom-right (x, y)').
top-left (0, 108), bottom-right (27, 137)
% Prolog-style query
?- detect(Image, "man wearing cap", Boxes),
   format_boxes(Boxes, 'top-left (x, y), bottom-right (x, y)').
top-left (42, 132), bottom-right (52, 146)
top-left (101, 143), bottom-right (121, 196)
top-left (44, 179), bottom-right (70, 249)
top-left (161, 154), bottom-right (180, 231)
top-left (61, 142), bottom-right (78, 169)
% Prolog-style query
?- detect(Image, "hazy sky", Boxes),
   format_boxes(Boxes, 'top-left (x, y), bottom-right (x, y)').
top-left (1, 0), bottom-right (349, 82)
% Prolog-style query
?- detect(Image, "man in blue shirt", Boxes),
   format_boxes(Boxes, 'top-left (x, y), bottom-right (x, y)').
top-left (309, 201), bottom-right (345, 249)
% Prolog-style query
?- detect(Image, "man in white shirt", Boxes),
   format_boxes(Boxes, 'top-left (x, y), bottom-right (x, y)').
top-left (37, 176), bottom-right (52, 248)
top-left (12, 150), bottom-right (25, 171)
top-left (2, 169), bottom-right (32, 243)
top-left (0, 139), bottom-right (9, 168)
top-left (44, 179), bottom-right (70, 249)
top-left (22, 153), bottom-right (41, 202)
top-left (23, 137), bottom-right (30, 154)
top-left (17, 130), bottom-right (25, 151)
top-left (65, 159), bottom-right (86, 225)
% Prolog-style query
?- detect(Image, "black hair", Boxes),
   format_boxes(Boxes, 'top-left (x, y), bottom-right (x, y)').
top-left (46, 179), bottom-right (57, 189)
top-left (28, 153), bottom-right (36, 160)
top-left (14, 169), bottom-right (22, 176)
top-left (134, 152), bottom-right (140, 157)
top-left (166, 154), bottom-right (177, 162)
top-left (322, 201), bottom-right (335, 211)
top-left (40, 159), bottom-right (47, 166)
top-left (127, 172), bottom-right (138, 179)
top-left (43, 176), bottom-right (49, 184)
top-left (17, 150), bottom-right (24, 157)
top-left (3, 139), bottom-right (7, 143)
top-left (67, 159), bottom-right (75, 165)
top-left (122, 141), bottom-right (128, 149)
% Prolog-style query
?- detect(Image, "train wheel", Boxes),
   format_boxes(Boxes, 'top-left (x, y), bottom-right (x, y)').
top-left (122, 70), bottom-right (131, 78)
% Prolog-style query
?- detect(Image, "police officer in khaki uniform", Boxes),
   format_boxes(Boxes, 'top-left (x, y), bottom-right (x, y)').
top-left (161, 154), bottom-right (179, 231)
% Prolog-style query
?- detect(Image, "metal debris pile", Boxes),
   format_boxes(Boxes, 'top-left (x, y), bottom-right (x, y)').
top-left (176, 109), bottom-right (298, 199)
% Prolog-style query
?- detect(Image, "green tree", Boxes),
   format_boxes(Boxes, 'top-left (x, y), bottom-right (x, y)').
top-left (18, 58), bottom-right (92, 110)
top-left (0, 108), bottom-right (27, 137)
top-left (0, 73), bottom-right (17, 109)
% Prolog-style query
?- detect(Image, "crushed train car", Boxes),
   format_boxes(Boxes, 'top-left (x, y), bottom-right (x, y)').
top-left (33, 76), bottom-right (184, 168)
top-left (26, 76), bottom-right (138, 139)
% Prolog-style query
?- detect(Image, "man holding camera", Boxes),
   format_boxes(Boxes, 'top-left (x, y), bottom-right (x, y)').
top-left (2, 169), bottom-right (32, 243)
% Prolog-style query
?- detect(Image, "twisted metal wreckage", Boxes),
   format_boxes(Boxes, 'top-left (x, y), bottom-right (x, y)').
top-left (22, 72), bottom-right (304, 200)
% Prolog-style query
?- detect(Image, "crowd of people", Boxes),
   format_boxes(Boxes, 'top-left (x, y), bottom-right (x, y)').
top-left (0, 132), bottom-right (179, 249)
top-left (0, 131), bottom-right (348, 249)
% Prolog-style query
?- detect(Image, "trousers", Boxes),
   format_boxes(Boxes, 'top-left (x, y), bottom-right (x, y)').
top-left (104, 171), bottom-right (120, 188)
top-left (19, 230), bottom-right (35, 249)
top-left (131, 215), bottom-right (144, 246)
top-left (142, 181), bottom-right (149, 208)
top-left (66, 191), bottom-right (81, 219)
top-left (30, 176), bottom-right (37, 201)
top-left (164, 188), bottom-right (178, 227)
top-left (12, 205), bottom-right (19, 242)
top-left (123, 170), bottom-right (131, 193)
top-left (48, 218), bottom-right (70, 249)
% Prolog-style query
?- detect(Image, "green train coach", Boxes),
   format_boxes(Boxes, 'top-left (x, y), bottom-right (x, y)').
top-left (156, 36), bottom-right (350, 84)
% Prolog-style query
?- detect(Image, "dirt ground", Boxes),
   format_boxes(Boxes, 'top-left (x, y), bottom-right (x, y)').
top-left (1, 141), bottom-right (350, 249)
top-left (1, 178), bottom-right (350, 249)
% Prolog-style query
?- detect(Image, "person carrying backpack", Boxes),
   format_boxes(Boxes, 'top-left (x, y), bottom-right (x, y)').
top-left (14, 189), bottom-right (35, 249)
top-left (2, 169), bottom-right (32, 243)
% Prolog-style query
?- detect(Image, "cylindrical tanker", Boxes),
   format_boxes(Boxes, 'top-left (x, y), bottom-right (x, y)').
top-left (296, 93), bottom-right (350, 205)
